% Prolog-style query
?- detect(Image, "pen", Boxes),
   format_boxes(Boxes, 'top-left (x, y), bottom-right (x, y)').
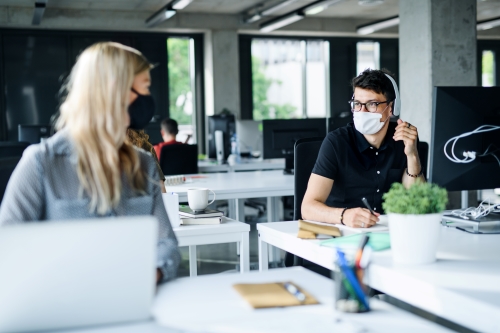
top-left (361, 197), bottom-right (375, 216)
top-left (354, 234), bottom-right (369, 269)
top-left (336, 249), bottom-right (370, 311)
top-left (283, 282), bottom-right (306, 303)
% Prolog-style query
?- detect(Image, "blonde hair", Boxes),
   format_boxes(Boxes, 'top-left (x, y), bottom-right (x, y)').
top-left (56, 42), bottom-right (147, 215)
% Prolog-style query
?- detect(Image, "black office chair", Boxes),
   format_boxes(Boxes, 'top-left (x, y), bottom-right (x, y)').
top-left (159, 144), bottom-right (198, 176)
top-left (0, 157), bottom-right (22, 204)
top-left (284, 137), bottom-right (325, 269)
top-left (418, 141), bottom-right (429, 178)
top-left (0, 142), bottom-right (30, 159)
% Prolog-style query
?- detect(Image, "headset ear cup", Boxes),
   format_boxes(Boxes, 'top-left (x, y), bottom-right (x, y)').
top-left (384, 74), bottom-right (401, 117)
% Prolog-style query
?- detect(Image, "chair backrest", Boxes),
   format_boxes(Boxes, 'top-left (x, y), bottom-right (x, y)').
top-left (293, 137), bottom-right (324, 220)
top-left (418, 141), bottom-right (429, 178)
top-left (0, 142), bottom-right (30, 159)
top-left (0, 157), bottom-right (22, 204)
top-left (18, 124), bottom-right (53, 144)
top-left (159, 144), bottom-right (198, 176)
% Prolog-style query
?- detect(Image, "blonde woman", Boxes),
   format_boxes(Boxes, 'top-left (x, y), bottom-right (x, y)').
top-left (126, 53), bottom-right (166, 193)
top-left (0, 42), bottom-right (180, 283)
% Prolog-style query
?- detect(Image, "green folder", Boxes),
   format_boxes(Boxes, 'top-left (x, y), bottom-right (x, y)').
top-left (320, 233), bottom-right (391, 252)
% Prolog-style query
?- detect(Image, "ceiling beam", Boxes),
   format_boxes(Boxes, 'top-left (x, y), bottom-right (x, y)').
top-left (32, 0), bottom-right (47, 25)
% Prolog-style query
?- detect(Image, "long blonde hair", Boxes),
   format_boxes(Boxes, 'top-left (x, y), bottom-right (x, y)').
top-left (56, 42), bottom-right (147, 215)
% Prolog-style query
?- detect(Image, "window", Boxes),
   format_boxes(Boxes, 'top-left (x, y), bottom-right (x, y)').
top-left (356, 41), bottom-right (380, 75)
top-left (167, 37), bottom-right (196, 144)
top-left (482, 50), bottom-right (495, 87)
top-left (251, 38), bottom-right (329, 120)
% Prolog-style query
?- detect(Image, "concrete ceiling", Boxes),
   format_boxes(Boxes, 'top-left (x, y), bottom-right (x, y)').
top-left (1, 0), bottom-right (500, 36)
top-left (0, 0), bottom-right (499, 20)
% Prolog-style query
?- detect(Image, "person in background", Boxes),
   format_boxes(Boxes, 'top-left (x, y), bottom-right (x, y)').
top-left (153, 118), bottom-right (183, 160)
top-left (302, 68), bottom-right (423, 228)
top-left (0, 42), bottom-right (180, 284)
top-left (126, 54), bottom-right (166, 193)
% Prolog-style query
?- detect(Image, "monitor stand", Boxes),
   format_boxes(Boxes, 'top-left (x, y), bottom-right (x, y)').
top-left (283, 156), bottom-right (294, 175)
top-left (442, 214), bottom-right (500, 234)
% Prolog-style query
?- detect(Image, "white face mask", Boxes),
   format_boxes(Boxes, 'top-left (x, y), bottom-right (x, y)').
top-left (353, 111), bottom-right (389, 135)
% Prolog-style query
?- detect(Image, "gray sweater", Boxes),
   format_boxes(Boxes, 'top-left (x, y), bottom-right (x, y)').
top-left (0, 131), bottom-right (180, 282)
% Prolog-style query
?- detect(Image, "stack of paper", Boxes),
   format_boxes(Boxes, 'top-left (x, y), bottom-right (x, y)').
top-left (179, 206), bottom-right (224, 225)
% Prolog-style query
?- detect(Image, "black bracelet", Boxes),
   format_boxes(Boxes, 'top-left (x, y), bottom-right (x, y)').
top-left (406, 168), bottom-right (423, 178)
top-left (340, 207), bottom-right (348, 225)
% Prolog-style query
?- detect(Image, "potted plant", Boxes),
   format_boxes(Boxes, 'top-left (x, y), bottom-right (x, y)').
top-left (382, 182), bottom-right (448, 265)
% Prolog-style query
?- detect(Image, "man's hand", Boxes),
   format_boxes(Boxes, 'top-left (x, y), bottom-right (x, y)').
top-left (394, 119), bottom-right (418, 157)
top-left (343, 208), bottom-right (380, 228)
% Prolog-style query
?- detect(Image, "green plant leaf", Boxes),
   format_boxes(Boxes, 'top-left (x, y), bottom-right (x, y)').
top-left (382, 182), bottom-right (448, 214)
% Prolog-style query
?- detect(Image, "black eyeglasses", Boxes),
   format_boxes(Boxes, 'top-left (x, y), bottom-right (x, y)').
top-left (348, 100), bottom-right (391, 113)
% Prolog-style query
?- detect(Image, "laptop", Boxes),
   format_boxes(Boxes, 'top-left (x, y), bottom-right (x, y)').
top-left (0, 216), bottom-right (158, 333)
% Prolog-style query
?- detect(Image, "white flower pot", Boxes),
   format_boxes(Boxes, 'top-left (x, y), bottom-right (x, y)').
top-left (388, 213), bottom-right (443, 265)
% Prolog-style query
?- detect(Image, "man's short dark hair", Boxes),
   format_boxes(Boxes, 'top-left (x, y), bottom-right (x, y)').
top-left (161, 118), bottom-right (179, 135)
top-left (351, 68), bottom-right (396, 102)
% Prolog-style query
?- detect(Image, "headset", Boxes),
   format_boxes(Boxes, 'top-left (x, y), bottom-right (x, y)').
top-left (384, 73), bottom-right (401, 117)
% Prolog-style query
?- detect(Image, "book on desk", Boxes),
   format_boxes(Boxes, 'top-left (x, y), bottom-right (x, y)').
top-left (179, 207), bottom-right (224, 225)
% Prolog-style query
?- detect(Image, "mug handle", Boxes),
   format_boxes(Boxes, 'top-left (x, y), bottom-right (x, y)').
top-left (208, 189), bottom-right (216, 206)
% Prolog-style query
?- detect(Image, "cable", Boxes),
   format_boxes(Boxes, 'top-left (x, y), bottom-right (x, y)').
top-left (451, 198), bottom-right (500, 220)
top-left (444, 125), bottom-right (500, 164)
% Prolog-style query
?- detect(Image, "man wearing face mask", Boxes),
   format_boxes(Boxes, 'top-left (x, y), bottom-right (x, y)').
top-left (127, 59), bottom-right (166, 193)
top-left (301, 69), bottom-right (425, 228)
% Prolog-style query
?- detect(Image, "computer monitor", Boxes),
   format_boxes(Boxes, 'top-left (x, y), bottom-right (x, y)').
top-left (207, 115), bottom-right (235, 160)
top-left (18, 124), bottom-right (53, 144)
top-left (263, 118), bottom-right (327, 174)
top-left (236, 120), bottom-right (262, 156)
top-left (429, 86), bottom-right (500, 191)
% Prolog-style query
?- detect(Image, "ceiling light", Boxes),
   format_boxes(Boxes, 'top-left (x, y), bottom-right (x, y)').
top-left (244, 13), bottom-right (263, 24)
top-left (304, 0), bottom-right (344, 16)
top-left (261, 0), bottom-right (299, 16)
top-left (356, 16), bottom-right (399, 35)
top-left (477, 17), bottom-right (500, 31)
top-left (358, 0), bottom-right (384, 6)
top-left (145, 5), bottom-right (176, 28)
top-left (171, 0), bottom-right (194, 10)
top-left (260, 12), bottom-right (304, 33)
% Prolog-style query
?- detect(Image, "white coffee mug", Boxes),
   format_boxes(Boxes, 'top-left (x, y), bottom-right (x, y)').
top-left (187, 188), bottom-right (216, 212)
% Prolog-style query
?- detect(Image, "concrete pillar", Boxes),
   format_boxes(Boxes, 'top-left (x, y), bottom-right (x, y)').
top-left (204, 30), bottom-right (241, 118)
top-left (399, 0), bottom-right (477, 144)
top-left (400, 0), bottom-right (477, 208)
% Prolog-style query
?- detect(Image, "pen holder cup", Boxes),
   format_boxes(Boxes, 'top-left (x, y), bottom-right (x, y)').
top-left (332, 263), bottom-right (371, 313)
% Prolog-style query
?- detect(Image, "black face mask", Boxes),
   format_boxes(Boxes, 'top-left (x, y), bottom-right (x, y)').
top-left (128, 88), bottom-right (155, 130)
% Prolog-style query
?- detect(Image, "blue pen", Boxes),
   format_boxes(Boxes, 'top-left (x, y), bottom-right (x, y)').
top-left (335, 248), bottom-right (370, 311)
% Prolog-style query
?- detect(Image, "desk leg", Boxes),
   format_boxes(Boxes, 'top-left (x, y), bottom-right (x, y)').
top-left (240, 232), bottom-right (250, 273)
top-left (258, 234), bottom-right (269, 271)
top-left (189, 245), bottom-right (197, 277)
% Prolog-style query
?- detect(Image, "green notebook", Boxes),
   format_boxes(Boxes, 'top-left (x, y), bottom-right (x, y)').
top-left (320, 233), bottom-right (391, 252)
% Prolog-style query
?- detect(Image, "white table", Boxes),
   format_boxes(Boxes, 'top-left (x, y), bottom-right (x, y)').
top-left (173, 218), bottom-right (250, 277)
top-left (257, 220), bottom-right (500, 333)
top-left (152, 267), bottom-right (453, 333)
top-left (58, 322), bottom-right (181, 333)
top-left (167, 170), bottom-right (294, 223)
top-left (198, 158), bottom-right (285, 173)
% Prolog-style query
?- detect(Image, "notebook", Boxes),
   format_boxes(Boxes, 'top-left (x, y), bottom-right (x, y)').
top-left (179, 206), bottom-right (223, 218)
top-left (297, 219), bottom-right (341, 239)
top-left (320, 233), bottom-right (391, 252)
top-left (180, 216), bottom-right (222, 225)
top-left (233, 281), bottom-right (319, 309)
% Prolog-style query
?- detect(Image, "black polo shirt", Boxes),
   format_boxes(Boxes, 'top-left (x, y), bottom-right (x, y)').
top-left (311, 122), bottom-right (407, 214)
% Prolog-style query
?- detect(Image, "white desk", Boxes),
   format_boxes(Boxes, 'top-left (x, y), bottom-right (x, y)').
top-left (58, 322), bottom-right (180, 333)
top-left (152, 267), bottom-right (452, 333)
top-left (173, 218), bottom-right (250, 277)
top-left (198, 158), bottom-right (285, 173)
top-left (167, 170), bottom-right (294, 222)
top-left (257, 221), bottom-right (500, 333)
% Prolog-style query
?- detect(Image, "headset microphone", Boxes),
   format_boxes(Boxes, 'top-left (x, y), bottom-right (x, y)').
top-left (384, 74), bottom-right (400, 117)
